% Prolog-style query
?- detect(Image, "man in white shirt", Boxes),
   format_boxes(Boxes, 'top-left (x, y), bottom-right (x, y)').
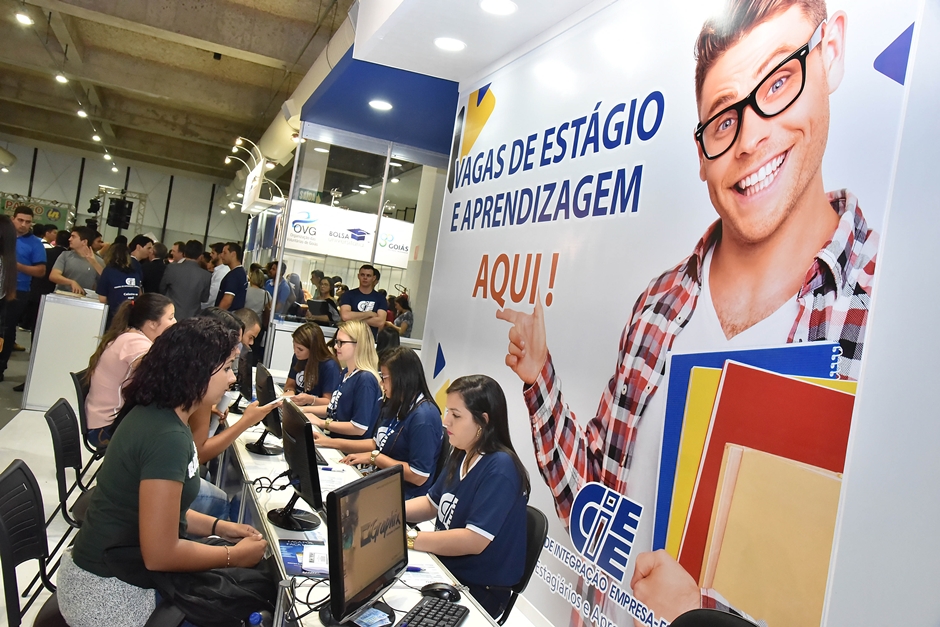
top-left (202, 242), bottom-right (229, 309)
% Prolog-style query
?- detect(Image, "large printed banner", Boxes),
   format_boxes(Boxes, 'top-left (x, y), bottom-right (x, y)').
top-left (422, 1), bottom-right (919, 625)
top-left (285, 200), bottom-right (414, 268)
top-left (1, 193), bottom-right (72, 229)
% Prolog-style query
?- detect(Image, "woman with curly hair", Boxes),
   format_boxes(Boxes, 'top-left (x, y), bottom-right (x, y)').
top-left (58, 317), bottom-right (278, 627)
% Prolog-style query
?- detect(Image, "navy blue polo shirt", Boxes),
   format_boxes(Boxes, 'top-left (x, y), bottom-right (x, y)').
top-left (216, 265), bottom-right (248, 310)
top-left (287, 356), bottom-right (341, 398)
top-left (374, 399), bottom-right (443, 499)
top-left (324, 369), bottom-right (382, 439)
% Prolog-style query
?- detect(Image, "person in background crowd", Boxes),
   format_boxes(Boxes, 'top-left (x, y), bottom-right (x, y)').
top-left (96, 242), bottom-right (144, 330)
top-left (39, 224), bottom-right (57, 249)
top-left (310, 269), bottom-right (325, 295)
top-left (91, 232), bottom-right (105, 256)
top-left (0, 215), bottom-right (19, 348)
top-left (215, 242), bottom-right (247, 311)
top-left (404, 375), bottom-right (530, 618)
top-left (160, 240), bottom-right (210, 320)
top-left (0, 207), bottom-right (45, 383)
top-left (331, 275), bottom-right (343, 288)
top-left (203, 242), bottom-right (229, 308)
top-left (167, 241), bottom-right (186, 263)
top-left (306, 277), bottom-right (341, 327)
top-left (50, 226), bottom-right (104, 295)
top-left (385, 293), bottom-right (396, 324)
top-left (244, 267), bottom-right (270, 321)
top-left (375, 327), bottom-right (400, 357)
top-left (317, 347), bottom-right (444, 500)
top-left (303, 320), bottom-right (382, 440)
top-left (339, 264), bottom-right (386, 339)
top-left (282, 322), bottom-right (341, 407)
top-left (31, 224), bottom-right (45, 241)
top-left (198, 252), bottom-right (212, 271)
top-left (264, 261), bottom-right (293, 315)
top-left (128, 234), bottom-right (154, 274)
top-left (83, 293), bottom-right (176, 447)
top-left (58, 318), bottom-right (269, 627)
top-left (385, 294), bottom-right (414, 338)
top-left (334, 283), bottom-right (348, 302)
top-left (141, 241), bottom-right (167, 293)
top-left (32, 230), bottom-right (69, 299)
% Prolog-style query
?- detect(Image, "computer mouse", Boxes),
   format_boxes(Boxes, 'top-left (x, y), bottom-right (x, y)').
top-left (420, 582), bottom-right (461, 603)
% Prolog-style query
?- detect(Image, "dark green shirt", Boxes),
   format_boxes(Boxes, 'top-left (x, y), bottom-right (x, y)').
top-left (72, 405), bottom-right (201, 577)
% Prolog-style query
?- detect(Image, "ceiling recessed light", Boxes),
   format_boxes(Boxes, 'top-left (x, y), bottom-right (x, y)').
top-left (390, 178), bottom-right (400, 183)
top-left (76, 109), bottom-right (87, 118)
top-left (313, 147), bottom-right (329, 153)
top-left (389, 161), bottom-right (402, 168)
top-left (359, 190), bottom-right (367, 195)
top-left (55, 74), bottom-right (68, 84)
top-left (92, 134), bottom-right (101, 142)
top-left (359, 184), bottom-right (372, 189)
top-left (221, 209), bottom-right (227, 215)
top-left (369, 100), bottom-right (393, 111)
top-left (480, 0), bottom-right (517, 16)
top-left (15, 12), bottom-right (33, 25)
top-left (111, 166), bottom-right (119, 172)
top-left (103, 154), bottom-right (112, 160)
top-left (435, 37), bottom-right (466, 52)
top-left (264, 162), bottom-right (275, 170)
top-left (228, 203), bottom-right (235, 209)
top-left (236, 192), bottom-right (243, 198)
top-left (1, 167), bottom-right (8, 173)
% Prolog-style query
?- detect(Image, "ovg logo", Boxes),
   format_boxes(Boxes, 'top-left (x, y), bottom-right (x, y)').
top-left (570, 482), bottom-right (643, 582)
top-left (291, 210), bottom-right (317, 236)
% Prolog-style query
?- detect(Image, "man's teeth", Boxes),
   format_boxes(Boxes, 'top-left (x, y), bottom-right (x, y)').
top-left (737, 154), bottom-right (785, 195)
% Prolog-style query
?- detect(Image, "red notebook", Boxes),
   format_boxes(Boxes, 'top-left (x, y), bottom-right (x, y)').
top-left (678, 361), bottom-right (855, 581)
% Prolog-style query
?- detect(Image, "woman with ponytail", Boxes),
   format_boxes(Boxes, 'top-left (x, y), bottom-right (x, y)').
top-left (96, 241), bottom-right (143, 330)
top-left (84, 293), bottom-right (175, 447)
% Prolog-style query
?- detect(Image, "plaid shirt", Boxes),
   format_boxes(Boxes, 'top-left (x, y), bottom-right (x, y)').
top-left (523, 189), bottom-right (875, 619)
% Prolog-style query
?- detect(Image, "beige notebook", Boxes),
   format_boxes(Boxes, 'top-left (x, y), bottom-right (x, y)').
top-left (701, 445), bottom-right (842, 627)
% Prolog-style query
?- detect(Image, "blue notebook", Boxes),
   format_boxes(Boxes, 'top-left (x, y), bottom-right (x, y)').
top-left (652, 342), bottom-right (842, 551)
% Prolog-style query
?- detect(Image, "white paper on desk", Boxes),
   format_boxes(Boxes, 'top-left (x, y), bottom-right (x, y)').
top-left (400, 555), bottom-right (450, 588)
top-left (302, 544), bottom-right (329, 573)
top-left (319, 469), bottom-right (357, 493)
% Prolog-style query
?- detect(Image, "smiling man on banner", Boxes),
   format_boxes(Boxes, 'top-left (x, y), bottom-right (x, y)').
top-left (497, 0), bottom-right (877, 622)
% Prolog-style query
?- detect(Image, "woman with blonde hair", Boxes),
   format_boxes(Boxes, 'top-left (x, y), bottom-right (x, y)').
top-left (283, 322), bottom-right (340, 406)
top-left (304, 320), bottom-right (381, 440)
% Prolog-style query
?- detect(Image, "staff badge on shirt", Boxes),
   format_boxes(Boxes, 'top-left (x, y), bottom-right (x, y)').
top-left (438, 493), bottom-right (459, 529)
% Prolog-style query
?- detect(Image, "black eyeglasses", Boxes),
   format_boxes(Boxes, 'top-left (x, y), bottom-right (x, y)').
top-left (695, 20), bottom-right (825, 160)
top-left (334, 339), bottom-right (357, 348)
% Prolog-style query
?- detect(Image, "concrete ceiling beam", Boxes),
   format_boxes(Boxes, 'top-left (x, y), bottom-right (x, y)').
top-left (23, 0), bottom-right (328, 72)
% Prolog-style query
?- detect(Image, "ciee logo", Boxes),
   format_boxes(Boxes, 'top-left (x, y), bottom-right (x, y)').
top-left (378, 234), bottom-right (410, 253)
top-left (569, 482), bottom-right (643, 582)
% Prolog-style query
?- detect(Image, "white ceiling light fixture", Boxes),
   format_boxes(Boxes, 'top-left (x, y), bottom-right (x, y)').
top-left (92, 134), bottom-right (101, 142)
top-left (231, 146), bottom-right (238, 153)
top-left (111, 166), bottom-right (119, 173)
top-left (390, 178), bottom-right (400, 183)
top-left (76, 109), bottom-right (88, 118)
top-left (359, 184), bottom-right (372, 189)
top-left (369, 100), bottom-right (393, 111)
top-left (15, 12), bottom-right (33, 25)
top-left (480, 0), bottom-right (518, 15)
top-left (265, 162), bottom-right (276, 170)
top-left (389, 161), bottom-right (402, 168)
top-left (1, 167), bottom-right (9, 173)
top-left (221, 209), bottom-right (227, 215)
top-left (235, 138), bottom-right (243, 146)
top-left (434, 37), bottom-right (467, 52)
top-left (228, 203), bottom-right (236, 209)
top-left (55, 74), bottom-right (68, 84)
top-left (313, 147), bottom-right (329, 153)
top-left (103, 154), bottom-right (112, 161)
top-left (236, 192), bottom-right (243, 198)
top-left (224, 156), bottom-right (232, 164)
top-left (359, 190), bottom-right (367, 195)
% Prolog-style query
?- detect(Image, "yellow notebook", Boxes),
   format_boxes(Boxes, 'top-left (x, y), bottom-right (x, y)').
top-left (701, 445), bottom-right (842, 627)
top-left (665, 367), bottom-right (856, 558)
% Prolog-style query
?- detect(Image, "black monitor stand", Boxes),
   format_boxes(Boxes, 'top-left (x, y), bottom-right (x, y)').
top-left (318, 601), bottom-right (394, 627)
top-left (267, 491), bottom-right (321, 531)
top-left (245, 429), bottom-right (282, 456)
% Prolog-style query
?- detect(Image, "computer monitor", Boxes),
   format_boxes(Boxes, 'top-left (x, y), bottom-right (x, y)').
top-left (245, 363), bottom-right (283, 456)
top-left (267, 398), bottom-right (323, 532)
top-left (321, 466), bottom-right (407, 626)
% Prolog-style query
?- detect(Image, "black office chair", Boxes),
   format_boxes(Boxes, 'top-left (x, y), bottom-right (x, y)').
top-left (493, 505), bottom-right (549, 625)
top-left (43, 399), bottom-right (96, 529)
top-left (69, 369), bottom-right (105, 460)
top-left (0, 459), bottom-right (70, 627)
top-left (671, 609), bottom-right (761, 626)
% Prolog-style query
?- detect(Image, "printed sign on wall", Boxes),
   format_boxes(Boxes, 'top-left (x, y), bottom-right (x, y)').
top-left (285, 200), bottom-right (414, 268)
top-left (422, 1), bottom-right (919, 625)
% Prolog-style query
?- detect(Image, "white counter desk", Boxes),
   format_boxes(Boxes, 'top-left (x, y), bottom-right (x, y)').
top-left (225, 417), bottom-right (497, 627)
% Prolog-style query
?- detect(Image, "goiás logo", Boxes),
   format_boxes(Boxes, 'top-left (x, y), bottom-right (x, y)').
top-left (569, 482), bottom-right (643, 582)
top-left (378, 233), bottom-right (409, 254)
top-left (448, 83), bottom-right (496, 193)
top-left (291, 210), bottom-right (318, 236)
